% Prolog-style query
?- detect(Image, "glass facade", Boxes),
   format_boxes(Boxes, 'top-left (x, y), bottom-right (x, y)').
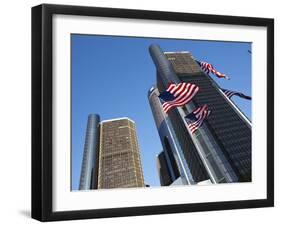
top-left (165, 52), bottom-right (252, 182)
top-left (156, 151), bottom-right (173, 186)
top-left (148, 86), bottom-right (195, 185)
top-left (79, 114), bottom-right (100, 190)
top-left (149, 44), bottom-right (252, 184)
top-left (155, 72), bottom-right (210, 183)
top-left (168, 108), bottom-right (211, 182)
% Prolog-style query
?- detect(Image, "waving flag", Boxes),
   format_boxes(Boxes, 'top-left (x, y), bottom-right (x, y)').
top-left (185, 105), bottom-right (211, 134)
top-left (221, 88), bottom-right (251, 100)
top-left (196, 60), bottom-right (230, 80)
top-left (158, 82), bottom-right (199, 113)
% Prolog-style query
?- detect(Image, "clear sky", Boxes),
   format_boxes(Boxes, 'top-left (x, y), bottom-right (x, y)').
top-left (71, 34), bottom-right (251, 190)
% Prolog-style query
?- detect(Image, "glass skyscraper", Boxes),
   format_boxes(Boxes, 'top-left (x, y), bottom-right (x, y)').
top-left (148, 44), bottom-right (251, 185)
top-left (79, 114), bottom-right (100, 190)
top-left (149, 86), bottom-right (195, 185)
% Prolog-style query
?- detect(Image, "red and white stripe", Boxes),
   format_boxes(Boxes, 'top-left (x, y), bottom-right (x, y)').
top-left (188, 105), bottom-right (211, 134)
top-left (162, 82), bottom-right (199, 113)
top-left (200, 62), bottom-right (229, 80)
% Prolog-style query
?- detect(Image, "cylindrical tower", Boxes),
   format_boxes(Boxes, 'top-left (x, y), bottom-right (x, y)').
top-left (149, 44), bottom-right (180, 86)
top-left (148, 86), bottom-right (195, 185)
top-left (148, 44), bottom-right (242, 184)
top-left (79, 114), bottom-right (100, 190)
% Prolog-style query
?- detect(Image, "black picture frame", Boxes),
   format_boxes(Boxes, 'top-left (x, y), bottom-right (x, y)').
top-left (32, 3), bottom-right (274, 222)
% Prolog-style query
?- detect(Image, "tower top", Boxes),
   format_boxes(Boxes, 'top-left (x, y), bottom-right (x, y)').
top-left (100, 117), bottom-right (135, 124)
top-left (164, 51), bottom-right (190, 54)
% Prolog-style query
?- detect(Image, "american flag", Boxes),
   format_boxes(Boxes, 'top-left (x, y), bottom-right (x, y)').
top-left (196, 60), bottom-right (230, 80)
top-left (185, 105), bottom-right (211, 134)
top-left (158, 82), bottom-right (199, 113)
top-left (221, 88), bottom-right (251, 100)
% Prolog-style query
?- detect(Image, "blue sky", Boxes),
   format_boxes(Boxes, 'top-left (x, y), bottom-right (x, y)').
top-left (71, 34), bottom-right (251, 190)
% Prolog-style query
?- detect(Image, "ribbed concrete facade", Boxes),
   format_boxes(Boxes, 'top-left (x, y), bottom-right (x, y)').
top-left (97, 118), bottom-right (145, 189)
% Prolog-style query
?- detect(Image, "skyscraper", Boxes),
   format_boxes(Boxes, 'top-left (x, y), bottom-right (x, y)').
top-left (148, 86), bottom-right (194, 185)
top-left (156, 151), bottom-right (174, 186)
top-left (79, 116), bottom-right (145, 190)
top-left (97, 118), bottom-right (145, 189)
top-left (79, 114), bottom-right (100, 190)
top-left (148, 44), bottom-right (251, 185)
